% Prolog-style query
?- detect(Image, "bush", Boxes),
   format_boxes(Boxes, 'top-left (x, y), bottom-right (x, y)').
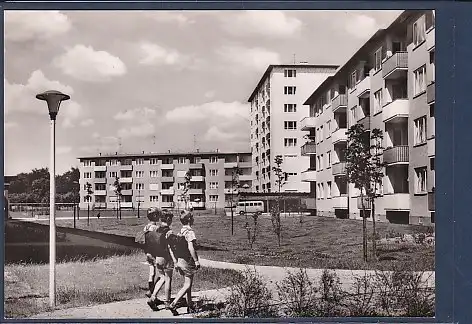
top-left (276, 268), bottom-right (318, 317)
top-left (313, 269), bottom-right (345, 316)
top-left (344, 272), bottom-right (378, 317)
top-left (225, 267), bottom-right (277, 318)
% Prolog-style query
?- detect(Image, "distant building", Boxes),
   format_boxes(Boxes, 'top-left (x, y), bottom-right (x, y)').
top-left (302, 10), bottom-right (435, 225)
top-left (77, 151), bottom-right (252, 210)
top-left (248, 64), bottom-right (338, 194)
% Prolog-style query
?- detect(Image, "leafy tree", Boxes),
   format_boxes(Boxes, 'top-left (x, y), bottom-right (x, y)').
top-left (182, 170), bottom-right (192, 209)
top-left (229, 166), bottom-right (242, 236)
top-left (85, 182), bottom-right (93, 225)
top-left (271, 155), bottom-right (287, 247)
top-left (114, 176), bottom-right (123, 220)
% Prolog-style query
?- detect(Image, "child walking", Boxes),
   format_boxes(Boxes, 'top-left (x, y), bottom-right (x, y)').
top-left (166, 209), bottom-right (200, 315)
top-left (147, 210), bottom-right (177, 310)
top-left (143, 207), bottom-right (162, 298)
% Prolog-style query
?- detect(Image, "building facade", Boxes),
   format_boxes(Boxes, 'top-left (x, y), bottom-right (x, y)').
top-left (77, 151), bottom-right (252, 210)
top-left (301, 10), bottom-right (435, 225)
top-left (248, 64), bottom-right (338, 194)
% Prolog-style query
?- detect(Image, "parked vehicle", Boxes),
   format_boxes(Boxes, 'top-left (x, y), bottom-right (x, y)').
top-left (236, 201), bottom-right (264, 215)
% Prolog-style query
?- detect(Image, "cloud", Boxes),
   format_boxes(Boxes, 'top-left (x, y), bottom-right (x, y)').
top-left (217, 46), bottom-right (281, 72)
top-left (54, 44), bottom-right (127, 82)
top-left (138, 42), bottom-right (202, 69)
top-left (204, 126), bottom-right (247, 142)
top-left (5, 10), bottom-right (72, 42)
top-left (144, 11), bottom-right (195, 26)
top-left (165, 101), bottom-right (249, 124)
top-left (113, 107), bottom-right (158, 121)
top-left (117, 122), bottom-right (155, 139)
top-left (204, 90), bottom-right (216, 99)
top-left (57, 146), bottom-right (72, 155)
top-left (80, 118), bottom-right (95, 127)
top-left (221, 11), bottom-right (302, 38)
top-left (343, 14), bottom-right (379, 39)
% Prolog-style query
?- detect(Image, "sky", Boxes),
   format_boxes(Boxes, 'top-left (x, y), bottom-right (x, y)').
top-left (4, 9), bottom-right (402, 176)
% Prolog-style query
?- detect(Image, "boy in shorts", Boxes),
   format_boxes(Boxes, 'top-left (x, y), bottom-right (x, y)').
top-left (143, 208), bottom-right (162, 298)
top-left (166, 209), bottom-right (200, 315)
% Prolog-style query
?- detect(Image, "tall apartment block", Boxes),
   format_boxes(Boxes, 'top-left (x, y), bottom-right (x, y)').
top-left (248, 64), bottom-right (338, 193)
top-left (301, 10), bottom-right (435, 225)
top-left (77, 151), bottom-right (252, 210)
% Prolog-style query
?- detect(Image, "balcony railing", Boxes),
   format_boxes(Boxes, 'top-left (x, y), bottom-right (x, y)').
top-left (120, 165), bottom-right (133, 171)
top-left (119, 177), bottom-right (133, 183)
top-left (426, 27), bottom-right (435, 51)
top-left (121, 189), bottom-right (133, 196)
top-left (239, 174), bottom-right (253, 181)
top-left (120, 202), bottom-right (133, 208)
top-left (357, 116), bottom-right (371, 130)
top-left (332, 162), bottom-right (347, 176)
top-left (161, 202), bottom-right (174, 208)
top-left (427, 82), bottom-right (435, 104)
top-left (331, 195), bottom-right (348, 209)
top-left (383, 145), bottom-right (409, 164)
top-left (160, 176), bottom-right (175, 182)
top-left (224, 162), bottom-right (238, 169)
top-left (301, 169), bottom-right (317, 182)
top-left (301, 141), bottom-right (316, 156)
top-left (382, 99), bottom-right (409, 123)
top-left (356, 76), bottom-right (371, 98)
top-left (300, 117), bottom-right (316, 131)
top-left (305, 198), bottom-right (316, 210)
top-left (189, 163), bottom-right (203, 169)
top-left (357, 196), bottom-right (372, 209)
top-left (428, 138), bottom-right (435, 157)
top-left (382, 52), bottom-right (408, 79)
top-left (94, 178), bottom-right (107, 184)
top-left (189, 188), bottom-right (204, 195)
top-left (94, 165), bottom-right (106, 172)
top-left (94, 190), bottom-right (107, 196)
top-left (332, 94), bottom-right (347, 112)
top-left (224, 188), bottom-right (239, 195)
top-left (161, 164), bottom-right (174, 170)
top-left (428, 192), bottom-right (435, 211)
top-left (191, 176), bottom-right (205, 182)
top-left (332, 128), bottom-right (347, 144)
top-left (238, 161), bottom-right (252, 168)
top-left (160, 189), bottom-right (175, 195)
top-left (383, 193), bottom-right (410, 210)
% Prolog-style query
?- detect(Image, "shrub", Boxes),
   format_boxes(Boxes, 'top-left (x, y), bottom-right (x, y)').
top-left (313, 269), bottom-right (346, 316)
top-left (276, 268), bottom-right (318, 317)
top-left (344, 272), bottom-right (378, 317)
top-left (225, 267), bottom-right (277, 318)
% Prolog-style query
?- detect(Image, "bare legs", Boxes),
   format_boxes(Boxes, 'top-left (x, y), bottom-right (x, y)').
top-left (169, 275), bottom-right (193, 311)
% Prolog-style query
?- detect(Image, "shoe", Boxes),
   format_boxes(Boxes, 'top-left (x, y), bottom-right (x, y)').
top-left (147, 299), bottom-right (160, 311)
top-left (187, 305), bottom-right (197, 314)
top-left (166, 304), bottom-right (179, 316)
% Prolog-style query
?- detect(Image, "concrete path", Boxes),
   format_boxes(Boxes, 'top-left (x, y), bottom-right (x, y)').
top-left (29, 258), bottom-right (435, 319)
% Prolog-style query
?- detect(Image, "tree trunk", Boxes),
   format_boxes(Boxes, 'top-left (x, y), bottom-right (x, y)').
top-left (360, 191), bottom-right (368, 263)
top-left (371, 197), bottom-right (378, 260)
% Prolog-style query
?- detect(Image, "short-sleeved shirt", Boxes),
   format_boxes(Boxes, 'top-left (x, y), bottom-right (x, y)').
top-left (180, 225), bottom-right (196, 243)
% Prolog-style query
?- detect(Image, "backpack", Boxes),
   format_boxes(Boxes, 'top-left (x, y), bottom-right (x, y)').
top-left (168, 233), bottom-right (192, 261)
top-left (144, 226), bottom-right (171, 257)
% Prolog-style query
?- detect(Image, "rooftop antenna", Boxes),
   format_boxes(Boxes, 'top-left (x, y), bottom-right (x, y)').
top-left (118, 137), bottom-right (122, 153)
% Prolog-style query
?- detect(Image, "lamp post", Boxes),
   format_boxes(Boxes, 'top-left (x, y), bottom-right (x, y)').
top-left (242, 183), bottom-right (250, 219)
top-left (36, 90), bottom-right (70, 308)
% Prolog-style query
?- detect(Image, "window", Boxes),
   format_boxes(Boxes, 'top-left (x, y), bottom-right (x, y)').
top-left (327, 181), bottom-right (332, 199)
top-left (320, 154), bottom-right (324, 169)
top-left (150, 170), bottom-right (159, 178)
top-left (284, 69), bottom-right (296, 77)
top-left (83, 160), bottom-right (92, 167)
top-left (430, 157), bottom-right (435, 171)
top-left (284, 138), bottom-right (297, 147)
top-left (284, 121), bottom-right (297, 130)
top-left (284, 86), bottom-right (296, 95)
top-left (316, 156), bottom-right (321, 170)
top-left (425, 11), bottom-right (435, 30)
top-left (150, 196), bottom-right (159, 203)
top-left (135, 183), bottom-right (145, 190)
top-left (415, 167), bottom-right (427, 194)
top-left (374, 47), bottom-right (382, 71)
top-left (374, 90), bottom-right (383, 114)
top-left (209, 169), bottom-right (218, 177)
top-left (413, 16), bottom-right (426, 46)
top-left (284, 104), bottom-right (297, 112)
top-left (210, 156), bottom-right (218, 163)
top-left (109, 171), bottom-right (117, 178)
top-left (178, 157), bottom-right (186, 164)
top-left (320, 183), bottom-right (324, 199)
top-left (135, 158), bottom-right (144, 165)
top-left (327, 120), bottom-right (331, 135)
top-left (84, 172), bottom-right (92, 179)
top-left (209, 182), bottom-right (219, 189)
top-left (209, 195), bottom-right (219, 202)
top-left (430, 103), bottom-right (435, 118)
top-left (350, 70), bottom-right (358, 89)
top-left (162, 158), bottom-right (173, 164)
top-left (84, 196), bottom-right (92, 203)
top-left (414, 65), bottom-right (427, 96)
top-left (135, 171), bottom-right (144, 178)
top-left (150, 158), bottom-right (158, 165)
top-left (350, 106), bottom-right (357, 124)
top-left (320, 125), bottom-right (324, 141)
top-left (414, 116), bottom-right (427, 145)
top-left (327, 151), bottom-right (332, 168)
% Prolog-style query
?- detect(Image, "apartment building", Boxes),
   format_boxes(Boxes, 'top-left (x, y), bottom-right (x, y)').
top-left (248, 64), bottom-right (338, 194)
top-left (301, 10), bottom-right (435, 225)
top-left (77, 151), bottom-right (252, 210)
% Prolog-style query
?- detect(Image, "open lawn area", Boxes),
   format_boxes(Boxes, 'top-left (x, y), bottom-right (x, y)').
top-left (4, 252), bottom-right (241, 318)
top-left (35, 210), bottom-right (434, 271)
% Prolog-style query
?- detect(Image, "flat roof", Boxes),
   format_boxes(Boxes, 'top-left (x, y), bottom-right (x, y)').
top-left (247, 64), bottom-right (339, 102)
top-left (77, 150), bottom-right (252, 160)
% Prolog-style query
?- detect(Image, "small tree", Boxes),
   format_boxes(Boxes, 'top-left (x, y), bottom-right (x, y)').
top-left (182, 170), bottom-right (192, 209)
top-left (113, 176), bottom-right (122, 220)
top-left (271, 155), bottom-right (287, 247)
top-left (85, 182), bottom-right (93, 226)
top-left (245, 211), bottom-right (260, 249)
top-left (230, 166), bottom-right (242, 236)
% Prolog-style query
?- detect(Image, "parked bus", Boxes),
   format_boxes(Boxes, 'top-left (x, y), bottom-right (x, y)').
top-left (236, 201), bottom-right (264, 215)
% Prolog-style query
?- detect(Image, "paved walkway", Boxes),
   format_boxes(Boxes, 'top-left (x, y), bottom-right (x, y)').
top-left (29, 258), bottom-right (435, 319)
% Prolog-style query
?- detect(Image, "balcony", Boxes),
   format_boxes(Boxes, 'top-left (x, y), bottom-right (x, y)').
top-left (301, 169), bottom-right (317, 182)
top-left (121, 189), bottom-right (133, 196)
top-left (119, 177), bottom-right (133, 183)
top-left (191, 176), bottom-right (205, 182)
top-left (224, 188), bottom-right (239, 195)
top-left (305, 198), bottom-right (316, 210)
top-left (224, 175), bottom-right (234, 181)
top-left (94, 202), bottom-right (106, 209)
top-left (189, 188), bottom-right (203, 195)
top-left (189, 163), bottom-right (203, 169)
top-left (95, 178), bottom-right (107, 184)
top-left (94, 165), bottom-right (106, 172)
top-left (382, 99), bottom-right (409, 123)
top-left (300, 117), bottom-right (316, 131)
top-left (301, 141), bottom-right (316, 156)
top-left (332, 94), bottom-right (347, 113)
top-left (120, 202), bottom-right (133, 208)
top-left (331, 196), bottom-right (348, 209)
top-left (161, 164), bottom-right (174, 170)
top-left (383, 146), bottom-right (409, 165)
top-left (428, 192), bottom-right (435, 211)
top-left (160, 176), bottom-right (175, 182)
top-left (189, 201), bottom-right (205, 208)
top-left (160, 188), bottom-right (175, 195)
top-left (224, 162), bottom-right (238, 169)
top-left (428, 138), bottom-right (435, 157)
top-left (120, 165), bottom-right (133, 171)
top-left (94, 190), bottom-right (107, 196)
top-left (161, 202), bottom-right (174, 208)
top-left (357, 196), bottom-right (372, 209)
top-left (426, 27), bottom-right (435, 51)
top-left (383, 193), bottom-right (410, 210)
top-left (332, 128), bottom-right (347, 144)
top-left (357, 116), bottom-right (371, 130)
top-left (356, 76), bottom-right (371, 98)
top-left (382, 52), bottom-right (408, 79)
top-left (427, 82), bottom-right (435, 104)
top-left (332, 162), bottom-right (347, 176)
top-left (238, 161), bottom-right (252, 168)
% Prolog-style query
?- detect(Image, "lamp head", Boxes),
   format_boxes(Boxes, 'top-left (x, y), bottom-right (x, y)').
top-left (36, 90), bottom-right (70, 120)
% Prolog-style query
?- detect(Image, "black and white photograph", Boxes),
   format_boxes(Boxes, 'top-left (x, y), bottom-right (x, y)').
top-left (4, 9), bottom-right (436, 319)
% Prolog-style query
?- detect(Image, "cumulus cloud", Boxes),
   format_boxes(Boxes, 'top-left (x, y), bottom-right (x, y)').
top-left (113, 107), bottom-right (157, 121)
top-left (117, 122), bottom-right (155, 139)
top-left (5, 10), bottom-right (72, 42)
top-left (165, 101), bottom-right (249, 124)
top-left (54, 44), bottom-right (127, 82)
top-left (343, 14), bottom-right (379, 39)
top-left (57, 146), bottom-right (72, 155)
top-left (204, 90), bottom-right (216, 99)
top-left (144, 11), bottom-right (195, 26)
top-left (80, 118), bottom-right (95, 127)
top-left (217, 46), bottom-right (281, 72)
top-left (221, 11), bottom-right (302, 38)
top-left (204, 126), bottom-right (247, 142)
top-left (138, 42), bottom-right (202, 69)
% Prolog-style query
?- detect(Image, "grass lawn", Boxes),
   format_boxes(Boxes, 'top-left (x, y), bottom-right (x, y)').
top-left (34, 210), bottom-right (434, 271)
top-left (4, 252), bottom-right (242, 318)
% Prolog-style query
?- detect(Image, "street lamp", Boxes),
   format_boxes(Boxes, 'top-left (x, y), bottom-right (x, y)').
top-left (36, 90), bottom-right (70, 308)
top-left (242, 183), bottom-right (250, 219)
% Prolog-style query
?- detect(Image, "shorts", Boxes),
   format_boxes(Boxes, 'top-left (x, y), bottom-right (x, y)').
top-left (176, 258), bottom-right (197, 277)
top-left (146, 254), bottom-right (174, 275)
